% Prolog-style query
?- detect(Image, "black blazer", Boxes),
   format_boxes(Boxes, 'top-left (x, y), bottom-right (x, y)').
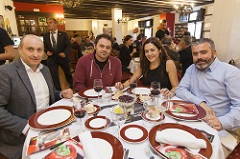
top-left (43, 31), bottom-right (72, 64)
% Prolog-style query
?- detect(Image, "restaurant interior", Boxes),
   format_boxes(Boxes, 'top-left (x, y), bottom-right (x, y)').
top-left (0, 0), bottom-right (240, 159)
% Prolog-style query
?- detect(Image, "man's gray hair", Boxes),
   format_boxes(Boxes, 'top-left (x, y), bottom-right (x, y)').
top-left (191, 38), bottom-right (215, 52)
top-left (161, 35), bottom-right (172, 46)
top-left (180, 36), bottom-right (192, 46)
top-left (47, 17), bottom-right (58, 24)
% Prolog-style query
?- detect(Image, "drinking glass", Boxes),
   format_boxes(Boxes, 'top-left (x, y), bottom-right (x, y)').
top-left (150, 81), bottom-right (161, 105)
top-left (73, 101), bottom-right (88, 130)
top-left (111, 105), bottom-right (127, 138)
top-left (102, 87), bottom-right (112, 103)
top-left (129, 78), bottom-right (138, 94)
top-left (93, 79), bottom-right (103, 104)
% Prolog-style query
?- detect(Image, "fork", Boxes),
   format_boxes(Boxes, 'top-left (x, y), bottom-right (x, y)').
top-left (145, 147), bottom-right (155, 159)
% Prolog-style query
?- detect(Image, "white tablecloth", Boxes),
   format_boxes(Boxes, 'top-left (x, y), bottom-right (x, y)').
top-left (128, 57), bottom-right (140, 74)
top-left (22, 95), bottom-right (225, 159)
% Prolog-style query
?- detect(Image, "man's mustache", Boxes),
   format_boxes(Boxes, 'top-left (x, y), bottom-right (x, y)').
top-left (196, 59), bottom-right (207, 64)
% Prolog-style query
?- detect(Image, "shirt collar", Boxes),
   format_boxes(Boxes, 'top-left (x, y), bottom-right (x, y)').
top-left (50, 29), bottom-right (58, 34)
top-left (207, 57), bottom-right (219, 72)
top-left (21, 58), bottom-right (43, 72)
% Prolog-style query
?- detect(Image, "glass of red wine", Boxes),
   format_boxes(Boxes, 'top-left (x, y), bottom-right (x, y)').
top-left (150, 81), bottom-right (161, 105)
top-left (129, 77), bottom-right (138, 94)
top-left (73, 101), bottom-right (88, 130)
top-left (93, 79), bottom-right (103, 104)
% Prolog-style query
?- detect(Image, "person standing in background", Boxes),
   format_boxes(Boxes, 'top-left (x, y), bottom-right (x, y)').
top-left (155, 19), bottom-right (169, 41)
top-left (177, 36), bottom-right (193, 76)
top-left (119, 35), bottom-right (136, 71)
top-left (0, 28), bottom-right (15, 65)
top-left (43, 17), bottom-right (73, 90)
top-left (182, 27), bottom-right (191, 37)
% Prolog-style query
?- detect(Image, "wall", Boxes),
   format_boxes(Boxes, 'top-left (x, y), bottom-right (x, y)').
top-left (210, 0), bottom-right (240, 62)
top-left (0, 0), bottom-right (18, 36)
top-left (65, 18), bottom-right (91, 34)
top-left (64, 13), bottom-right (161, 42)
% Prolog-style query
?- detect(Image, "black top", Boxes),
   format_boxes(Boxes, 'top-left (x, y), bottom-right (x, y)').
top-left (112, 42), bottom-right (120, 51)
top-left (94, 53), bottom-right (107, 72)
top-left (164, 46), bottom-right (179, 61)
top-left (119, 45), bottom-right (132, 71)
top-left (183, 31), bottom-right (191, 36)
top-left (72, 42), bottom-right (83, 58)
top-left (0, 28), bottom-right (14, 65)
top-left (143, 60), bottom-right (172, 90)
top-left (179, 46), bottom-right (193, 76)
top-left (155, 29), bottom-right (169, 41)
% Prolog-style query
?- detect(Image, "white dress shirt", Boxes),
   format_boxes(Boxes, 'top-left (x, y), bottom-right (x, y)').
top-left (50, 30), bottom-right (58, 47)
top-left (21, 59), bottom-right (50, 134)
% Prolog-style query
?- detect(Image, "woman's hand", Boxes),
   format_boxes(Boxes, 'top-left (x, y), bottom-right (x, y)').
top-left (160, 88), bottom-right (175, 99)
top-left (115, 82), bottom-right (124, 90)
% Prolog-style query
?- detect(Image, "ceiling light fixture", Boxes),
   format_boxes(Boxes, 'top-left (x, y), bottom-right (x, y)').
top-left (59, 0), bottom-right (81, 8)
top-left (174, 4), bottom-right (193, 15)
top-left (117, 18), bottom-right (129, 24)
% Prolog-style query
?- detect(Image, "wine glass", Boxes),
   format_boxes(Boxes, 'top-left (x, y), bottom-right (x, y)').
top-left (73, 101), bottom-right (88, 130)
top-left (150, 81), bottom-right (161, 105)
top-left (129, 77), bottom-right (138, 94)
top-left (111, 105), bottom-right (127, 138)
top-left (93, 79), bottom-right (103, 104)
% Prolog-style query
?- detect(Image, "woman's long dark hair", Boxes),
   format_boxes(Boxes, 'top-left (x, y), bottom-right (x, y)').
top-left (140, 37), bottom-right (169, 77)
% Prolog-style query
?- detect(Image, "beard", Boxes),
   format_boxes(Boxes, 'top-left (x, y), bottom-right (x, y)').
top-left (195, 55), bottom-right (215, 71)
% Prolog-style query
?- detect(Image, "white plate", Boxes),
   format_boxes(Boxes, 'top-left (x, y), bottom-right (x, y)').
top-left (94, 138), bottom-right (113, 159)
top-left (37, 109), bottom-right (71, 125)
top-left (134, 87), bottom-right (151, 95)
top-left (89, 118), bottom-right (107, 128)
top-left (84, 89), bottom-right (104, 97)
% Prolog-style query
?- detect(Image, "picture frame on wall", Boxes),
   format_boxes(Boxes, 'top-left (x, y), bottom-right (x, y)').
top-left (179, 13), bottom-right (188, 22)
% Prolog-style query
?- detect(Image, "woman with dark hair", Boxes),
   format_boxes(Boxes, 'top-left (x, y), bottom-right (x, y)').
top-left (119, 35), bottom-right (136, 71)
top-left (116, 37), bottom-right (179, 97)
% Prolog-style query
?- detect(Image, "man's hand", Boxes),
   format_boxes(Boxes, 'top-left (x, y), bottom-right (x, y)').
top-left (160, 88), bottom-right (175, 99)
top-left (204, 115), bottom-right (223, 130)
top-left (61, 88), bottom-right (73, 99)
top-left (200, 102), bottom-right (215, 116)
top-left (59, 52), bottom-right (66, 58)
top-left (47, 51), bottom-right (53, 56)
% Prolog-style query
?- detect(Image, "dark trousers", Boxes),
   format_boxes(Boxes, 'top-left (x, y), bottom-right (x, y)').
top-left (48, 61), bottom-right (73, 91)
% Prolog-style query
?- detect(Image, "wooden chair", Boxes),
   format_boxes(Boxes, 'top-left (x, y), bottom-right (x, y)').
top-left (121, 71), bottom-right (132, 83)
top-left (227, 143), bottom-right (240, 159)
top-left (69, 48), bottom-right (78, 73)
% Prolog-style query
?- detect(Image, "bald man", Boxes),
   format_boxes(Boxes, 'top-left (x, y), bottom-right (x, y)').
top-left (0, 34), bottom-right (73, 159)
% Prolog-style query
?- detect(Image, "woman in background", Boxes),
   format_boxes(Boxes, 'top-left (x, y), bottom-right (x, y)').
top-left (119, 35), bottom-right (136, 71)
top-left (116, 37), bottom-right (179, 97)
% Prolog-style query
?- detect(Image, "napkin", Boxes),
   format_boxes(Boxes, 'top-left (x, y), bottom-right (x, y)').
top-left (155, 128), bottom-right (207, 149)
top-left (218, 130), bottom-right (237, 151)
top-left (78, 131), bottom-right (103, 159)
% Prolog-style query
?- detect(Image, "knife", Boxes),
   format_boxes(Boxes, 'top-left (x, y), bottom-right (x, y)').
top-left (124, 149), bottom-right (129, 159)
top-left (50, 140), bottom-right (68, 150)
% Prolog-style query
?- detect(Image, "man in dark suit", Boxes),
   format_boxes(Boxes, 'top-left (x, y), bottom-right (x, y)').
top-left (0, 34), bottom-right (73, 159)
top-left (43, 17), bottom-right (73, 90)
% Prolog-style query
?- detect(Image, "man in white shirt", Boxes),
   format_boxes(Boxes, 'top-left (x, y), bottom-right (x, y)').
top-left (0, 34), bottom-right (73, 159)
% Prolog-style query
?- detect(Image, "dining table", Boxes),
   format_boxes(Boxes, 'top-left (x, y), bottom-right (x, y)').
top-left (22, 87), bottom-right (225, 159)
